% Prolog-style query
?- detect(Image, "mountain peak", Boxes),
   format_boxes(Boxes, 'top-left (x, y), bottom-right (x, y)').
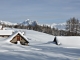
top-left (21, 19), bottom-right (38, 26)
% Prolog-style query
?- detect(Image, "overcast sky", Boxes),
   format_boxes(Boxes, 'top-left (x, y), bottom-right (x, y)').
top-left (0, 0), bottom-right (80, 24)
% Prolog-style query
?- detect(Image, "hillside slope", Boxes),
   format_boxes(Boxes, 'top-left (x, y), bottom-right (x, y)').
top-left (0, 29), bottom-right (80, 60)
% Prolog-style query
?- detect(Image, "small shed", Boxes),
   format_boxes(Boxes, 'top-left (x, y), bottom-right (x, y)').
top-left (10, 31), bottom-right (29, 46)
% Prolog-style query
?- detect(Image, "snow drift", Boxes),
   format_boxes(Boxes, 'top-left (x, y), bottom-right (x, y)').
top-left (56, 36), bottom-right (80, 47)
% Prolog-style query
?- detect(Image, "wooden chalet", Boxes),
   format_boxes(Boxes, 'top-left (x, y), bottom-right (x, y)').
top-left (10, 31), bottom-right (29, 46)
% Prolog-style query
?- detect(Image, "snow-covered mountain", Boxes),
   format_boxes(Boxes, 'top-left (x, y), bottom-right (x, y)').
top-left (51, 23), bottom-right (66, 30)
top-left (0, 19), bottom-right (38, 26)
top-left (40, 23), bottom-right (66, 30)
top-left (0, 20), bottom-right (17, 25)
top-left (0, 19), bottom-right (66, 30)
top-left (20, 19), bottom-right (38, 26)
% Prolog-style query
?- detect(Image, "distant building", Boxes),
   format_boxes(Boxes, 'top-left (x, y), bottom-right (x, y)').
top-left (0, 25), bottom-right (14, 37)
top-left (0, 30), bottom-right (13, 37)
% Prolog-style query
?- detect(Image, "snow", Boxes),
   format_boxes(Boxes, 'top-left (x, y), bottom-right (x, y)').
top-left (56, 36), bottom-right (80, 48)
top-left (0, 29), bottom-right (80, 60)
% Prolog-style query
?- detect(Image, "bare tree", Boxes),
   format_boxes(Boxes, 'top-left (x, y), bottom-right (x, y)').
top-left (66, 17), bottom-right (79, 35)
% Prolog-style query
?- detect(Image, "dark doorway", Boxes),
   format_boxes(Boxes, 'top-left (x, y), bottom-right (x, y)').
top-left (17, 35), bottom-right (20, 41)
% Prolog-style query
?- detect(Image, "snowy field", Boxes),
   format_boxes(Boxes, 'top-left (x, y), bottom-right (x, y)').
top-left (0, 29), bottom-right (80, 60)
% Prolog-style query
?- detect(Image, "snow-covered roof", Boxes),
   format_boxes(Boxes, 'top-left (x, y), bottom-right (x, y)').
top-left (0, 30), bottom-right (13, 35)
top-left (6, 31), bottom-right (29, 42)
